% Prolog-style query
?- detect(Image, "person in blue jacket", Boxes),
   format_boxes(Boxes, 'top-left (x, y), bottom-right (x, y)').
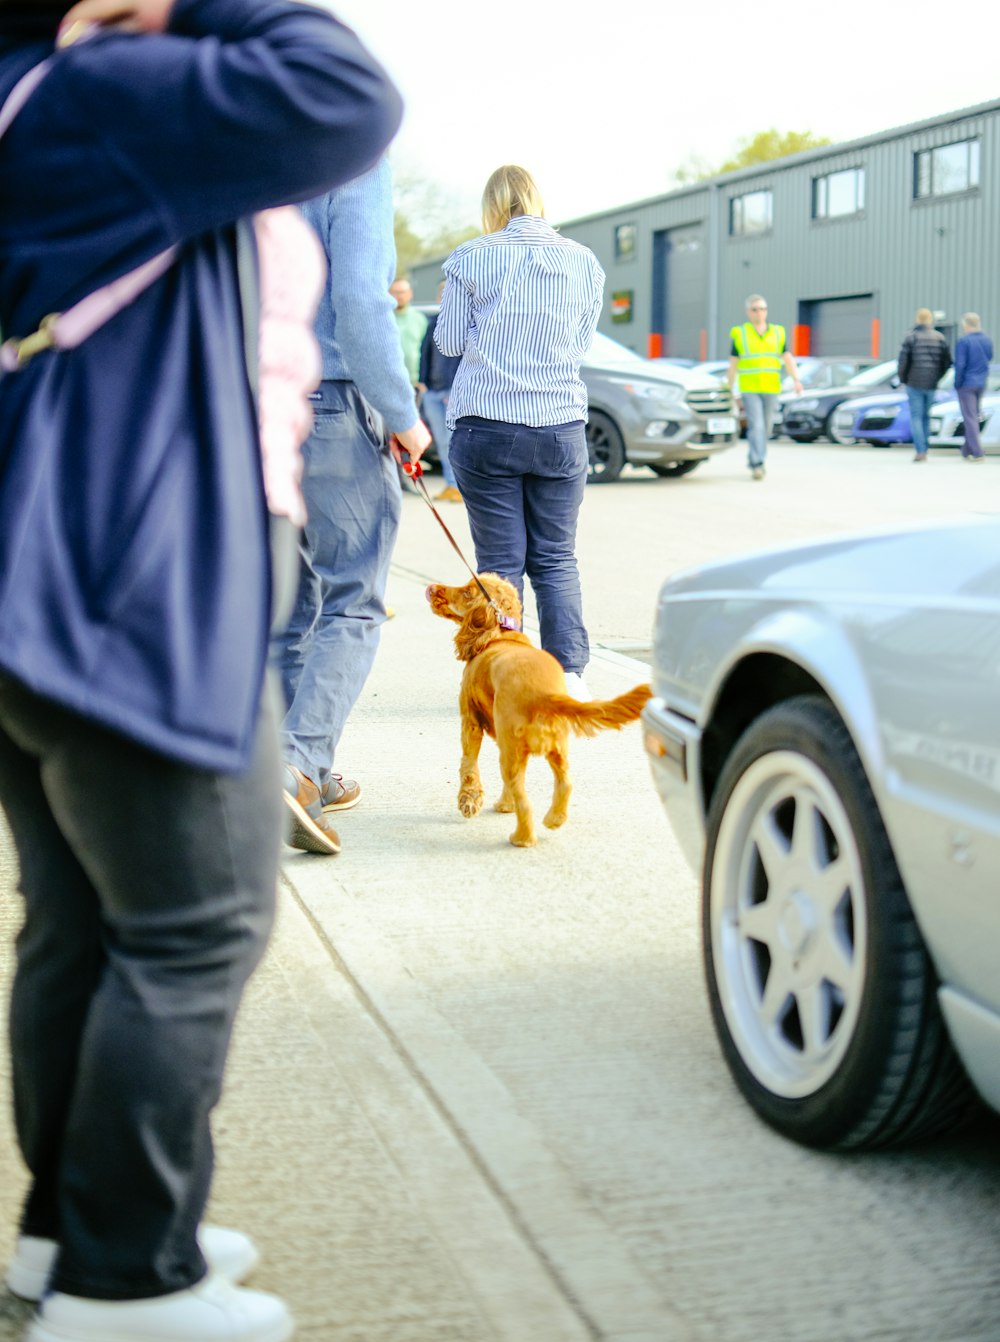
top-left (954, 312), bottom-right (994, 461)
top-left (0, 0), bottom-right (400, 1338)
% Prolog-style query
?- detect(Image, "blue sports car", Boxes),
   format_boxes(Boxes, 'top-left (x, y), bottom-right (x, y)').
top-left (833, 365), bottom-right (1000, 446)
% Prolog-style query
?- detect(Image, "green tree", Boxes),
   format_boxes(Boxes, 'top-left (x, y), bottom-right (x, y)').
top-left (392, 164), bottom-right (479, 279)
top-left (673, 129), bottom-right (831, 184)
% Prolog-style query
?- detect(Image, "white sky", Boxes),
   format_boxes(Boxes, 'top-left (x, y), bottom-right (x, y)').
top-left (326, 0), bottom-right (999, 231)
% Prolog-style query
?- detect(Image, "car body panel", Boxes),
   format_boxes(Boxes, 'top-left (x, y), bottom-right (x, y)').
top-left (930, 392), bottom-right (1000, 450)
top-left (643, 519), bottom-right (1000, 1114)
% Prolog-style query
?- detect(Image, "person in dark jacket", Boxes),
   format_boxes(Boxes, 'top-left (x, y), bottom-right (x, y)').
top-left (419, 284), bottom-right (464, 502)
top-left (954, 312), bottom-right (994, 461)
top-left (0, 0), bottom-right (400, 1337)
top-left (897, 307), bottom-right (953, 462)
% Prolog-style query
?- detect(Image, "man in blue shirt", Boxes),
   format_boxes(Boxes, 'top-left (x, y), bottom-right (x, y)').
top-left (275, 160), bottom-right (431, 855)
top-left (954, 312), bottom-right (994, 461)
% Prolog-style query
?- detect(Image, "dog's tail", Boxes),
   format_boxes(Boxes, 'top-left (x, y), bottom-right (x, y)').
top-left (532, 684), bottom-right (653, 738)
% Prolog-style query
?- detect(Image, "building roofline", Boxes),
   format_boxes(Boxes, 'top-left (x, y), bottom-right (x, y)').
top-left (555, 96), bottom-right (1000, 229)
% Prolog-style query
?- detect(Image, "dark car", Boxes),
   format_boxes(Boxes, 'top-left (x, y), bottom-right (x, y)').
top-left (779, 359), bottom-right (900, 443)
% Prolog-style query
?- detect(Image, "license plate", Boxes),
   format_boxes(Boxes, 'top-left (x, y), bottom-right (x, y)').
top-left (707, 416), bottom-right (736, 434)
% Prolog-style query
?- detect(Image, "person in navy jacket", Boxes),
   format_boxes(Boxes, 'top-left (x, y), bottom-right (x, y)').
top-left (954, 312), bottom-right (994, 460)
top-left (0, 0), bottom-right (400, 1337)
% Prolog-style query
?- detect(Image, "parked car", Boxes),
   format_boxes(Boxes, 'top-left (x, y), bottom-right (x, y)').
top-left (642, 519), bottom-right (1000, 1151)
top-left (651, 356), bottom-right (698, 369)
top-left (833, 365), bottom-right (1000, 446)
top-left (930, 392), bottom-right (1000, 451)
top-left (693, 358), bottom-right (839, 438)
top-left (770, 357), bottom-right (878, 437)
top-left (581, 333), bottom-right (737, 483)
top-left (780, 359), bottom-right (900, 443)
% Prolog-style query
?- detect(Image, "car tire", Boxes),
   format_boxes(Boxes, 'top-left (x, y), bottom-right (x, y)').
top-left (825, 411), bottom-right (856, 445)
top-left (585, 411), bottom-right (626, 484)
top-left (788, 432), bottom-right (819, 443)
top-left (702, 694), bottom-right (976, 1151)
top-left (648, 461), bottom-right (701, 478)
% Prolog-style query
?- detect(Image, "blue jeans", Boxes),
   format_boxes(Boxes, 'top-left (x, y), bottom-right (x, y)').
top-left (906, 386), bottom-right (936, 456)
top-left (420, 388), bottom-right (457, 487)
top-left (743, 392), bottom-right (778, 468)
top-left (274, 381), bottom-right (401, 785)
top-left (0, 676), bottom-right (279, 1299)
top-left (448, 416), bottom-right (589, 673)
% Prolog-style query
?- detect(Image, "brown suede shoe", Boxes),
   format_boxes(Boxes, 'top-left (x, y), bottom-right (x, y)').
top-left (320, 773), bottom-right (361, 811)
top-left (282, 765), bottom-right (341, 854)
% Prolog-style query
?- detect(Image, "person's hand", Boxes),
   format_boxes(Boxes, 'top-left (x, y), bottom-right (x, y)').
top-left (792, 379), bottom-right (803, 395)
top-left (58, 0), bottom-right (175, 44)
top-left (389, 419), bottom-right (432, 467)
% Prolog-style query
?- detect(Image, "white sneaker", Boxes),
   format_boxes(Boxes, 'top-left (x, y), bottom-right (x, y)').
top-left (563, 672), bottom-right (591, 701)
top-left (7, 1225), bottom-right (259, 1304)
top-left (27, 1274), bottom-right (293, 1342)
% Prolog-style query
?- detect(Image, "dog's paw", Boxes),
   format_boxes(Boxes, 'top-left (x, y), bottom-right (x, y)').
top-left (458, 788), bottom-right (484, 818)
top-left (509, 829), bottom-right (537, 848)
top-left (493, 794), bottom-right (515, 813)
top-left (543, 808), bottom-right (568, 830)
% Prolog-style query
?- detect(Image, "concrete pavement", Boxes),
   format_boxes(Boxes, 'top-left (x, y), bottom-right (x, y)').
top-left (3, 447), bottom-right (1000, 1341)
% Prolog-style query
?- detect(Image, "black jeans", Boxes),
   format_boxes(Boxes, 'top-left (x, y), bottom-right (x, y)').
top-left (0, 676), bottom-right (282, 1300)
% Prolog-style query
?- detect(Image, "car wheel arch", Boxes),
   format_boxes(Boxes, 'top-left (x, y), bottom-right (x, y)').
top-left (695, 612), bottom-right (886, 824)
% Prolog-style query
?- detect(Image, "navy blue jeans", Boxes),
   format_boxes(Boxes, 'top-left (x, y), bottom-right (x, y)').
top-left (448, 417), bottom-right (590, 673)
top-left (0, 676), bottom-right (281, 1300)
top-left (274, 380), bottom-right (401, 785)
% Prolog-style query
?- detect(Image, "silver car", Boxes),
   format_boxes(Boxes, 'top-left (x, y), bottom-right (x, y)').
top-left (582, 334), bottom-right (737, 483)
top-left (930, 393), bottom-right (1000, 451)
top-left (641, 519), bottom-right (1000, 1150)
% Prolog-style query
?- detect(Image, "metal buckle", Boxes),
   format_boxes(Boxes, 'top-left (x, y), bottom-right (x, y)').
top-left (12, 313), bottom-right (60, 367)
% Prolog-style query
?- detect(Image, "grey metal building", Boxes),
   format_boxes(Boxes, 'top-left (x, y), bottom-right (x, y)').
top-left (410, 98), bottom-right (999, 363)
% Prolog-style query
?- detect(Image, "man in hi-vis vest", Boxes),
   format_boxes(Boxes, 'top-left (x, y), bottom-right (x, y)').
top-left (727, 294), bottom-right (802, 480)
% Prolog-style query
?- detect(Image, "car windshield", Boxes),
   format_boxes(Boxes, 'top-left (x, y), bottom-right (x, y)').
top-left (847, 359), bottom-right (898, 387)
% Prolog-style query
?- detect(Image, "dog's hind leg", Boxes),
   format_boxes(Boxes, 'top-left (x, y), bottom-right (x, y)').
top-left (499, 741), bottom-right (535, 847)
top-left (458, 719), bottom-right (485, 818)
top-left (543, 734), bottom-right (572, 830)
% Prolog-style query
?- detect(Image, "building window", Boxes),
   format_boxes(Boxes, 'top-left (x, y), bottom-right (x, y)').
top-left (914, 140), bottom-right (980, 199)
top-left (729, 190), bottom-right (772, 236)
top-left (614, 222), bottom-right (637, 261)
top-left (813, 167), bottom-right (865, 219)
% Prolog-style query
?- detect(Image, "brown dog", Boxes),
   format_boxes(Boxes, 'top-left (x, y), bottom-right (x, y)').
top-left (426, 573), bottom-right (652, 847)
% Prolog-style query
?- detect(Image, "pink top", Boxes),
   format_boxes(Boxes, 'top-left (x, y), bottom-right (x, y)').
top-left (255, 206), bottom-right (326, 526)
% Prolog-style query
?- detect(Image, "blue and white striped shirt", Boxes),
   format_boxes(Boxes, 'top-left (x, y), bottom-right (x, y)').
top-left (434, 215), bottom-right (605, 429)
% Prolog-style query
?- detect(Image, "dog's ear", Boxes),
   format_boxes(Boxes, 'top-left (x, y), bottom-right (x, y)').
top-left (479, 573), bottom-right (522, 625)
top-left (454, 601), bottom-right (501, 661)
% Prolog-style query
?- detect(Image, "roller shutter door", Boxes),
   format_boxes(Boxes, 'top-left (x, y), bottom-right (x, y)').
top-left (804, 294), bottom-right (874, 356)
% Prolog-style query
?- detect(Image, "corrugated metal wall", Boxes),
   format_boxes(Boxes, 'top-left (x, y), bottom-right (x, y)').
top-left (409, 100), bottom-right (1000, 364)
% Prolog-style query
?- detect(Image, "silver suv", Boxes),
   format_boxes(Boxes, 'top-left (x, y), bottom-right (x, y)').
top-left (582, 333), bottom-right (737, 482)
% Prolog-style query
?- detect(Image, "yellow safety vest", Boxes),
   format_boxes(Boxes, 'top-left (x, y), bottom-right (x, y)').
top-left (731, 322), bottom-right (786, 394)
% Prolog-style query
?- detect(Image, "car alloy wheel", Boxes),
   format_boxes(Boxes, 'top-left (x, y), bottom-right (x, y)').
top-left (702, 695), bottom-right (975, 1150)
top-left (825, 410), bottom-right (857, 445)
top-left (585, 410), bottom-right (626, 484)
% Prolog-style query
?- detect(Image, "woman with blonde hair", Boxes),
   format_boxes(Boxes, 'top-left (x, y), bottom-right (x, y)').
top-left (434, 164), bottom-right (605, 697)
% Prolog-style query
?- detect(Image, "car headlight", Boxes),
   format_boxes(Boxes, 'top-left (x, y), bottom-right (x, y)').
top-left (624, 380), bottom-right (685, 407)
top-left (794, 399), bottom-right (820, 412)
top-left (870, 406), bottom-right (898, 418)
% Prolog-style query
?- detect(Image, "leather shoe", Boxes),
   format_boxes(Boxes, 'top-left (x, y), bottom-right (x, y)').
top-left (27, 1275), bottom-right (293, 1342)
top-left (320, 774), bottom-right (361, 811)
top-left (7, 1226), bottom-right (259, 1303)
top-left (282, 765), bottom-right (341, 854)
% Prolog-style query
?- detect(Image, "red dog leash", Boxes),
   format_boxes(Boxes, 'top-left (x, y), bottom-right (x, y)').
top-left (400, 453), bottom-right (520, 631)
